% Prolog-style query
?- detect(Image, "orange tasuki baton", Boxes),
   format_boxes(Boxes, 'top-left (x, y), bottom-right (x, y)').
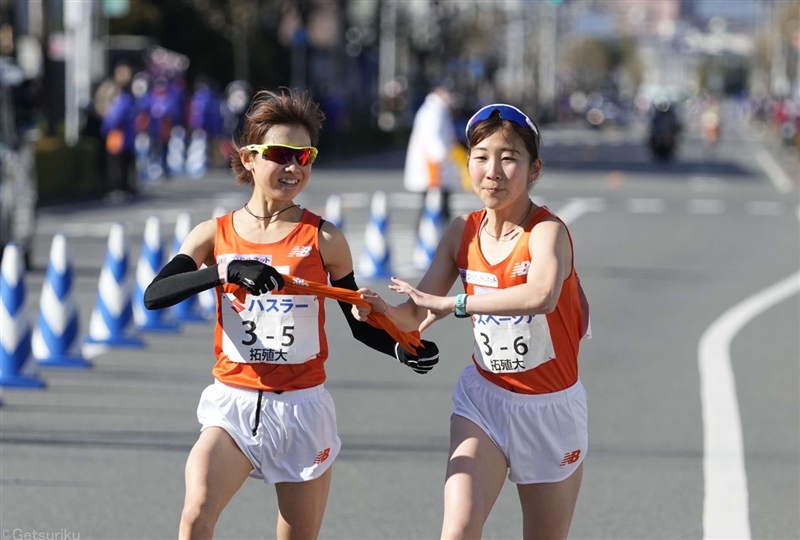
top-left (232, 274), bottom-right (422, 354)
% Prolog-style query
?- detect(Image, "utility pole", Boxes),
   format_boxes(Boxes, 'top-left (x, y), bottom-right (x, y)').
top-left (538, 1), bottom-right (559, 119)
top-left (64, 0), bottom-right (93, 146)
top-left (377, 0), bottom-right (397, 129)
top-left (504, 0), bottom-right (525, 104)
top-left (291, 2), bottom-right (310, 91)
top-left (770, 0), bottom-right (790, 97)
top-left (795, 17), bottom-right (800, 100)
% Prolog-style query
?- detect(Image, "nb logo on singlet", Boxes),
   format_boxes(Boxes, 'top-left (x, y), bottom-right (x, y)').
top-left (560, 450), bottom-right (581, 466)
top-left (510, 261), bottom-right (531, 277)
top-left (229, 297), bottom-right (247, 313)
top-left (288, 246), bottom-right (312, 257)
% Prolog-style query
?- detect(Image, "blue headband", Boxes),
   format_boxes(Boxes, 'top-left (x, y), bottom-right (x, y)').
top-left (465, 104), bottom-right (539, 143)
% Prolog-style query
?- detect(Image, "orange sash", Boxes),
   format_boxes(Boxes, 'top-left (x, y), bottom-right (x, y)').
top-left (233, 274), bottom-right (422, 354)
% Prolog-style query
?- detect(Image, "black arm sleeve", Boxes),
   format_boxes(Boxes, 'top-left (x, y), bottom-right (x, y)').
top-left (330, 271), bottom-right (398, 358)
top-left (144, 254), bottom-right (222, 311)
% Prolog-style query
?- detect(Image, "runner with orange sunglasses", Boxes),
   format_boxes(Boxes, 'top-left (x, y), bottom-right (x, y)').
top-left (144, 88), bottom-right (439, 540)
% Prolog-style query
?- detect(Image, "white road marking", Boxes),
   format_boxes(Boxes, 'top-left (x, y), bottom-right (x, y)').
top-left (755, 149), bottom-right (794, 193)
top-left (688, 199), bottom-right (725, 215)
top-left (626, 198), bottom-right (666, 214)
top-left (745, 201), bottom-right (784, 216)
top-left (700, 266), bottom-right (800, 538)
top-left (557, 197), bottom-right (605, 223)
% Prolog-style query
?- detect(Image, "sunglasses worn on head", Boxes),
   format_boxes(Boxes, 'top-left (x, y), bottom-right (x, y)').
top-left (465, 104), bottom-right (539, 143)
top-left (245, 144), bottom-right (318, 166)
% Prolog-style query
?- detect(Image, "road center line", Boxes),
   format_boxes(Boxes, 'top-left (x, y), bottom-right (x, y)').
top-left (755, 149), bottom-right (794, 194)
top-left (699, 269), bottom-right (800, 539)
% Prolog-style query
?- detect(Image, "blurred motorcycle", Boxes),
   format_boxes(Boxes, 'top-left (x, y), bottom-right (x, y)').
top-left (649, 100), bottom-right (680, 161)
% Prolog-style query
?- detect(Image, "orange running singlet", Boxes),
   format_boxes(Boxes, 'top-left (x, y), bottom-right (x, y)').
top-left (212, 210), bottom-right (330, 391)
top-left (456, 206), bottom-right (589, 394)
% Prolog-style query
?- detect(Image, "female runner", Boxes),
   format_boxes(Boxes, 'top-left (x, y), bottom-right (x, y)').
top-left (355, 104), bottom-right (590, 539)
top-left (144, 89), bottom-right (438, 540)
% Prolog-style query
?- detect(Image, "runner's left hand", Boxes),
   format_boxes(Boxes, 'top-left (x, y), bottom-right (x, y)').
top-left (395, 340), bottom-right (439, 374)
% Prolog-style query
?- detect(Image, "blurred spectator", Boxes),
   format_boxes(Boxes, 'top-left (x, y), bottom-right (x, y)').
top-left (130, 71), bottom-right (153, 184)
top-left (148, 76), bottom-right (183, 180)
top-left (701, 98), bottom-right (722, 147)
top-left (93, 62), bottom-right (133, 120)
top-left (100, 75), bottom-right (138, 201)
top-left (188, 75), bottom-right (224, 169)
top-left (221, 80), bottom-right (252, 165)
top-left (0, 22), bottom-right (40, 265)
top-left (403, 86), bottom-right (460, 225)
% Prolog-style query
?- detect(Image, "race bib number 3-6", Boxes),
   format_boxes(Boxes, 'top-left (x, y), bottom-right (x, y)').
top-left (472, 314), bottom-right (556, 374)
top-left (221, 293), bottom-right (320, 364)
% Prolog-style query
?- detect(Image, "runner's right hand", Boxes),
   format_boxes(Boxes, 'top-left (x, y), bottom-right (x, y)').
top-left (226, 260), bottom-right (284, 295)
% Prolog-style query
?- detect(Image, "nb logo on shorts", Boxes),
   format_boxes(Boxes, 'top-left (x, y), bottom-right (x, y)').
top-left (288, 246), bottom-right (312, 257)
top-left (560, 450), bottom-right (581, 466)
top-left (510, 261), bottom-right (531, 277)
top-left (313, 448), bottom-right (331, 465)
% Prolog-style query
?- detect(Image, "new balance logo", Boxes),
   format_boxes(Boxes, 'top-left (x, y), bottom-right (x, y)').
top-left (313, 448), bottom-right (331, 465)
top-left (560, 450), bottom-right (581, 466)
top-left (510, 261), bottom-right (531, 277)
top-left (288, 246), bottom-right (312, 257)
top-left (229, 296), bottom-right (246, 313)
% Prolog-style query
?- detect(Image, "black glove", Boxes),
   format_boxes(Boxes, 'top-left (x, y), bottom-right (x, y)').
top-left (226, 260), bottom-right (284, 295)
top-left (395, 340), bottom-right (439, 375)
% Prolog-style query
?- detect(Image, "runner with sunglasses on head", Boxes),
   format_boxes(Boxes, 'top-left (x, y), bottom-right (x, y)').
top-left (143, 88), bottom-right (439, 540)
top-left (354, 104), bottom-right (591, 539)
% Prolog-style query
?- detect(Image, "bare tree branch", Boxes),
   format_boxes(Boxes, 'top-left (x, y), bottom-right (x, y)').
top-left (181, 0), bottom-right (234, 41)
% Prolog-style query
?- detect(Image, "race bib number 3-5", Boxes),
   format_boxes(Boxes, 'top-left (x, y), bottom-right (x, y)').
top-left (221, 293), bottom-right (320, 364)
top-left (472, 314), bottom-right (556, 374)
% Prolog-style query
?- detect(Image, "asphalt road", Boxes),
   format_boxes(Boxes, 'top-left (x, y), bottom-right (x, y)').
top-left (1, 112), bottom-right (798, 540)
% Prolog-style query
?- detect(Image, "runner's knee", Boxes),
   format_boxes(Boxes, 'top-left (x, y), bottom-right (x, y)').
top-left (180, 500), bottom-right (219, 540)
top-left (441, 516), bottom-right (483, 540)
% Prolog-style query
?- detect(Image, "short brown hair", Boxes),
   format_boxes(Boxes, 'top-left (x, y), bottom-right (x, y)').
top-left (232, 88), bottom-right (326, 185)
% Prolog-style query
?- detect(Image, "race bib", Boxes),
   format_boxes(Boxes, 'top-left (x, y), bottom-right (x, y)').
top-left (220, 293), bottom-right (320, 364)
top-left (472, 313), bottom-right (555, 373)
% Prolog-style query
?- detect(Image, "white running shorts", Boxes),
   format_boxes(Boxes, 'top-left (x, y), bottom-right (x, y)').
top-left (452, 364), bottom-right (588, 484)
top-left (197, 379), bottom-right (341, 483)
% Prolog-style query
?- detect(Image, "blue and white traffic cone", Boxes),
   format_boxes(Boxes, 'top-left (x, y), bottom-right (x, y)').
top-left (185, 129), bottom-right (208, 179)
top-left (358, 191), bottom-right (392, 279)
top-left (413, 188), bottom-right (445, 270)
top-left (166, 126), bottom-right (186, 177)
top-left (198, 206), bottom-right (226, 318)
top-left (170, 212), bottom-right (206, 323)
top-left (132, 216), bottom-right (180, 332)
top-left (324, 193), bottom-right (344, 230)
top-left (0, 243), bottom-right (45, 388)
top-left (83, 223), bottom-right (144, 351)
top-left (32, 234), bottom-right (90, 368)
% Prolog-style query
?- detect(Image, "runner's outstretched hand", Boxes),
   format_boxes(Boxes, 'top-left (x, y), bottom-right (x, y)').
top-left (226, 260), bottom-right (284, 295)
top-left (389, 277), bottom-right (449, 332)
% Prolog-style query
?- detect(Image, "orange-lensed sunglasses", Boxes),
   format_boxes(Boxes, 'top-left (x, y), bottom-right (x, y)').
top-left (245, 144), bottom-right (318, 166)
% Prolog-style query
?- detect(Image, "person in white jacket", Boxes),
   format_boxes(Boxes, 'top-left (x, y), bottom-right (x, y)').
top-left (403, 86), bottom-right (459, 224)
